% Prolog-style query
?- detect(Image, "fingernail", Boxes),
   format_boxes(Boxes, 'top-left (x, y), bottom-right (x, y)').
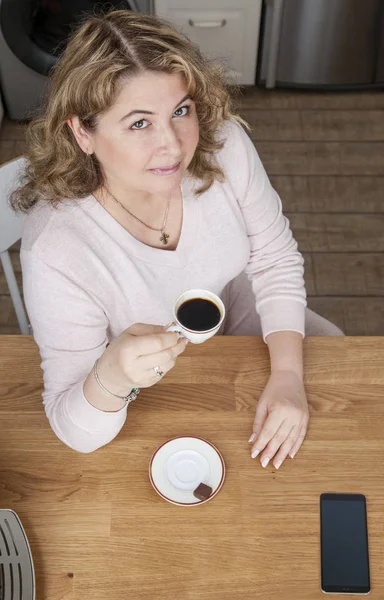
top-left (248, 433), bottom-right (256, 443)
top-left (289, 451), bottom-right (296, 459)
top-left (261, 457), bottom-right (270, 468)
top-left (251, 448), bottom-right (260, 459)
top-left (274, 460), bottom-right (282, 470)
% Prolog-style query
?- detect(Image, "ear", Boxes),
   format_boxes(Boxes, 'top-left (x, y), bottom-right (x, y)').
top-left (67, 116), bottom-right (94, 154)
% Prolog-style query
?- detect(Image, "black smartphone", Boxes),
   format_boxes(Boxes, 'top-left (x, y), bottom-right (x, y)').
top-left (320, 493), bottom-right (370, 595)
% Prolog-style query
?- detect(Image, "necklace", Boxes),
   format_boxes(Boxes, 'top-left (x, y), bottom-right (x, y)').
top-left (104, 186), bottom-right (171, 245)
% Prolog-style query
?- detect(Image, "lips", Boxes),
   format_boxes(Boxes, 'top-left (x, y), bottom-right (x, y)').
top-left (149, 162), bottom-right (181, 175)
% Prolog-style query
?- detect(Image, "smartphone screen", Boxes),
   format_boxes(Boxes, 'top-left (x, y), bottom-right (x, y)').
top-left (320, 493), bottom-right (370, 594)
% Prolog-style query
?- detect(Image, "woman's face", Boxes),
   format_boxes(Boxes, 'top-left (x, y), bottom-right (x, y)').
top-left (81, 71), bottom-right (199, 198)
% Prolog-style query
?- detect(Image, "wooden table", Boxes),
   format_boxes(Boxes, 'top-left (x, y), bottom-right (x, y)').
top-left (0, 336), bottom-right (383, 599)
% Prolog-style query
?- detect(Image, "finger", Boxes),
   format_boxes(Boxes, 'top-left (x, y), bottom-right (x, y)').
top-left (136, 362), bottom-right (171, 388)
top-left (125, 323), bottom-right (166, 336)
top-left (248, 399), bottom-right (268, 444)
top-left (130, 331), bottom-right (180, 356)
top-left (258, 421), bottom-right (294, 468)
top-left (272, 424), bottom-right (302, 470)
top-left (146, 357), bottom-right (177, 380)
top-left (137, 337), bottom-right (188, 370)
top-left (139, 372), bottom-right (167, 388)
top-left (250, 412), bottom-right (285, 459)
top-left (289, 423), bottom-right (308, 459)
top-left (141, 353), bottom-right (184, 387)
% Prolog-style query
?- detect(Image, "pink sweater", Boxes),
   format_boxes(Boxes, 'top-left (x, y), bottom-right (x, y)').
top-left (21, 120), bottom-right (307, 453)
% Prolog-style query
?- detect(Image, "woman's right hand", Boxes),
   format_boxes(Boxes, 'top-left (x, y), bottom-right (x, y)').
top-left (98, 323), bottom-right (188, 393)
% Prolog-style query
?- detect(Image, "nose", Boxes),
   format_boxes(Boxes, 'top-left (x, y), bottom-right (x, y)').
top-left (157, 122), bottom-right (182, 160)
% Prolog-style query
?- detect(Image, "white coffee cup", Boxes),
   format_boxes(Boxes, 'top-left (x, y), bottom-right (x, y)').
top-left (166, 289), bottom-right (225, 344)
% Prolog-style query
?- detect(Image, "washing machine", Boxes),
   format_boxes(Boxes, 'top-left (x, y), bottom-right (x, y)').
top-left (0, 0), bottom-right (153, 121)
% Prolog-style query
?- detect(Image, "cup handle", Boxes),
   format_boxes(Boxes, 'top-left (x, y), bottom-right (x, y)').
top-left (166, 322), bottom-right (186, 339)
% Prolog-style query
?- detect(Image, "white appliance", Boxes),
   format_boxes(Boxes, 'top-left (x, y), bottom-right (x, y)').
top-left (0, 0), bottom-right (152, 121)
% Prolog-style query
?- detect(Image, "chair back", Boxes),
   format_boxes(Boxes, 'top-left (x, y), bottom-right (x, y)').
top-left (0, 157), bottom-right (27, 253)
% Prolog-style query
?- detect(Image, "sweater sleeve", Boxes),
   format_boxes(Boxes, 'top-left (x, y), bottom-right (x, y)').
top-left (225, 121), bottom-right (307, 341)
top-left (21, 249), bottom-right (128, 453)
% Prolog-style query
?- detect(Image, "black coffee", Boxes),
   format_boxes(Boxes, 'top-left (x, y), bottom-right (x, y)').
top-left (176, 298), bottom-right (221, 332)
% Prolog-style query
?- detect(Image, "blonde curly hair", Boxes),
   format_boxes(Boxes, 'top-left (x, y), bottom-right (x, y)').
top-left (11, 9), bottom-right (249, 212)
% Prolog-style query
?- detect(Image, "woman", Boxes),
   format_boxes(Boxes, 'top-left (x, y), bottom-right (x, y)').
top-left (12, 10), bottom-right (343, 463)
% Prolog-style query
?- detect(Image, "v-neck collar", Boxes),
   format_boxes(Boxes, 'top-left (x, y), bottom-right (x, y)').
top-left (80, 175), bottom-right (200, 269)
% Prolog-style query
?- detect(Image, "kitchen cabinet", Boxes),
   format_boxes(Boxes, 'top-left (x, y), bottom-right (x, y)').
top-left (155, 0), bottom-right (262, 84)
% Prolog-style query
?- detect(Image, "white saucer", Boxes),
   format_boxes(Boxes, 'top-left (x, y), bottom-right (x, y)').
top-left (149, 436), bottom-right (226, 506)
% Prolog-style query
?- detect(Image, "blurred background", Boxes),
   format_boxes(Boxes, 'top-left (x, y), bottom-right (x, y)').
top-left (0, 0), bottom-right (383, 335)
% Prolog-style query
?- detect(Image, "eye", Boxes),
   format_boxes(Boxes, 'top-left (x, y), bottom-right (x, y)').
top-left (173, 105), bottom-right (190, 117)
top-left (130, 105), bottom-right (191, 130)
top-left (131, 119), bottom-right (150, 130)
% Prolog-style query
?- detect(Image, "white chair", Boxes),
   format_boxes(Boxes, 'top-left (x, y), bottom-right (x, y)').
top-left (0, 157), bottom-right (30, 334)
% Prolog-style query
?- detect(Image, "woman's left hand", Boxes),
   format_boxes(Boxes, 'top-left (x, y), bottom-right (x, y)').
top-left (248, 370), bottom-right (309, 470)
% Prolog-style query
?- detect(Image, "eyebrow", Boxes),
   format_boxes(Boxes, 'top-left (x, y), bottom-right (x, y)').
top-left (119, 94), bottom-right (192, 122)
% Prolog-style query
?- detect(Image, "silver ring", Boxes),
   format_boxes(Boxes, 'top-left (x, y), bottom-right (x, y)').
top-left (154, 366), bottom-right (164, 378)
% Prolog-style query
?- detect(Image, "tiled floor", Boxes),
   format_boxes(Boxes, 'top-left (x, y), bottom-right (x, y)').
top-left (1, 87), bottom-right (383, 335)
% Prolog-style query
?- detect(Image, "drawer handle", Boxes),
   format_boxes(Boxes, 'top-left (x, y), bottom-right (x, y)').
top-left (188, 19), bottom-right (227, 28)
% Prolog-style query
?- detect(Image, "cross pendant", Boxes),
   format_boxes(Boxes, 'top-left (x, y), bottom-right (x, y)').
top-left (160, 231), bottom-right (169, 245)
